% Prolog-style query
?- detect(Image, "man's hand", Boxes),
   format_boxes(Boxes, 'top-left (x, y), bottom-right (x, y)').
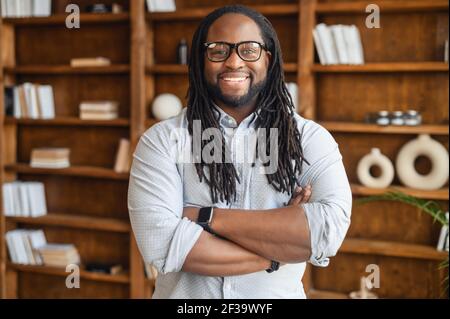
top-left (288, 185), bottom-right (312, 206)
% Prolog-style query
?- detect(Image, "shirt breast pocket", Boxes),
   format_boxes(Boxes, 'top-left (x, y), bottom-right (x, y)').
top-left (250, 166), bottom-right (290, 209)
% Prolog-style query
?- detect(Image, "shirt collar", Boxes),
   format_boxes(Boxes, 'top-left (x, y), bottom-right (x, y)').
top-left (211, 102), bottom-right (260, 129)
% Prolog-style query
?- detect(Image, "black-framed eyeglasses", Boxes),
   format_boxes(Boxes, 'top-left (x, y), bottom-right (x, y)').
top-left (204, 41), bottom-right (268, 62)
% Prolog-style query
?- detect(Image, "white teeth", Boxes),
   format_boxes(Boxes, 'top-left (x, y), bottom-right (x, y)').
top-left (222, 77), bottom-right (247, 82)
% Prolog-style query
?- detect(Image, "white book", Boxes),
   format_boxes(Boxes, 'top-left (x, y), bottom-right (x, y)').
top-left (6, 0), bottom-right (15, 17)
top-left (437, 213), bottom-right (449, 251)
top-left (12, 182), bottom-right (22, 217)
top-left (146, 0), bottom-right (154, 12)
top-left (22, 83), bottom-right (35, 118)
top-left (29, 182), bottom-right (47, 217)
top-left (351, 25), bottom-right (364, 64)
top-left (19, 183), bottom-right (31, 217)
top-left (152, 0), bottom-right (176, 12)
top-left (30, 161), bottom-right (71, 169)
top-left (33, 0), bottom-right (51, 17)
top-left (315, 24), bottom-right (338, 65)
top-left (2, 184), bottom-right (14, 216)
top-left (13, 87), bottom-right (22, 118)
top-left (24, 0), bottom-right (33, 17)
top-left (312, 29), bottom-right (327, 65)
top-left (12, 230), bottom-right (28, 264)
top-left (6, 232), bottom-right (19, 263)
top-left (20, 230), bottom-right (37, 264)
top-left (1, 0), bottom-right (7, 17)
top-left (344, 25), bottom-right (364, 65)
top-left (330, 25), bottom-right (349, 64)
top-left (29, 84), bottom-right (40, 119)
top-left (28, 230), bottom-right (47, 265)
top-left (37, 85), bottom-right (55, 119)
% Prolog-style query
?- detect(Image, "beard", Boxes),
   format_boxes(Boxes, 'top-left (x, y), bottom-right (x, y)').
top-left (206, 76), bottom-right (268, 108)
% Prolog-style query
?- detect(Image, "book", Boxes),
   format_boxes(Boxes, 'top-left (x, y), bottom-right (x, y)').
top-left (313, 23), bottom-right (364, 65)
top-left (31, 147), bottom-right (71, 169)
top-left (2, 181), bottom-right (47, 217)
top-left (79, 101), bottom-right (119, 112)
top-left (114, 139), bottom-right (131, 173)
top-left (38, 244), bottom-right (81, 267)
top-left (6, 229), bottom-right (47, 265)
top-left (70, 57), bottom-right (111, 68)
top-left (37, 85), bottom-right (55, 119)
top-left (437, 212), bottom-right (449, 251)
top-left (146, 0), bottom-right (176, 12)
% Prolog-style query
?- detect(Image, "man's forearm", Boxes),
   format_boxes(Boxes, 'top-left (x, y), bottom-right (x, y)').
top-left (210, 206), bottom-right (311, 263)
top-left (182, 230), bottom-right (272, 276)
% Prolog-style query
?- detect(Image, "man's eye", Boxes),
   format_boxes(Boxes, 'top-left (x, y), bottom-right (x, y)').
top-left (212, 50), bottom-right (227, 55)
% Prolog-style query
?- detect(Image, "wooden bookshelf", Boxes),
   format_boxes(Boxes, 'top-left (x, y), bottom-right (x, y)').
top-left (341, 239), bottom-right (448, 261)
top-left (6, 214), bottom-right (130, 233)
top-left (320, 122), bottom-right (449, 135)
top-left (8, 263), bottom-right (130, 284)
top-left (301, 0), bottom-right (449, 299)
top-left (351, 184), bottom-right (449, 201)
top-left (3, 13), bottom-right (130, 25)
top-left (147, 4), bottom-right (298, 21)
top-left (4, 164), bottom-right (129, 181)
top-left (1, 0), bottom-right (448, 300)
top-left (316, 0), bottom-right (449, 14)
top-left (146, 63), bottom-right (298, 74)
top-left (0, 0), bottom-right (146, 299)
top-left (4, 65), bottom-right (131, 75)
top-left (5, 117), bottom-right (130, 127)
top-left (312, 62), bottom-right (449, 73)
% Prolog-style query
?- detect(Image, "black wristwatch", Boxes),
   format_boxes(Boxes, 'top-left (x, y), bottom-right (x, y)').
top-left (266, 260), bottom-right (280, 273)
top-left (197, 207), bottom-right (214, 234)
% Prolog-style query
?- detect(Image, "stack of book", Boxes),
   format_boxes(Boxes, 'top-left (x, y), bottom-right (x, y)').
top-left (5, 83), bottom-right (55, 119)
top-left (146, 0), bottom-right (176, 12)
top-left (30, 148), bottom-right (71, 169)
top-left (1, 0), bottom-right (52, 18)
top-left (37, 244), bottom-right (81, 268)
top-left (313, 23), bottom-right (364, 65)
top-left (2, 181), bottom-right (47, 217)
top-left (79, 101), bottom-right (119, 120)
top-left (5, 229), bottom-right (47, 265)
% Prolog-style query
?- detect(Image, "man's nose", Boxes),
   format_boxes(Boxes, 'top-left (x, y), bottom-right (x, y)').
top-left (224, 49), bottom-right (246, 69)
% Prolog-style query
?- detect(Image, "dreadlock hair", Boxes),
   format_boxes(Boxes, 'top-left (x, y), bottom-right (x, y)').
top-left (187, 4), bottom-right (309, 204)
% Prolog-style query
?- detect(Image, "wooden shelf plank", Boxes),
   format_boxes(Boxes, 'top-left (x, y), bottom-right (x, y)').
top-left (4, 65), bottom-right (130, 75)
top-left (4, 163), bottom-right (129, 181)
top-left (312, 62), bottom-right (449, 73)
top-left (351, 184), bottom-right (449, 200)
top-left (307, 289), bottom-right (349, 299)
top-left (320, 122), bottom-right (449, 135)
top-left (4, 117), bottom-right (130, 127)
top-left (341, 238), bottom-right (448, 261)
top-left (3, 13), bottom-right (130, 25)
top-left (8, 263), bottom-right (130, 284)
top-left (6, 214), bottom-right (130, 233)
top-left (147, 4), bottom-right (298, 21)
top-left (316, 1), bottom-right (449, 13)
top-left (147, 63), bottom-right (297, 74)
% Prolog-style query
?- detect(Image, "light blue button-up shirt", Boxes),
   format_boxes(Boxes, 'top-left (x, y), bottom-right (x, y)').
top-left (128, 106), bottom-right (352, 299)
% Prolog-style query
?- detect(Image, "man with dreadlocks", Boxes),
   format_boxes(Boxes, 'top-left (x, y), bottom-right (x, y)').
top-left (128, 5), bottom-right (352, 299)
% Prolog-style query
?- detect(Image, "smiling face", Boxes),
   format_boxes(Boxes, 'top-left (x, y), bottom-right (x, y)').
top-left (204, 13), bottom-right (271, 109)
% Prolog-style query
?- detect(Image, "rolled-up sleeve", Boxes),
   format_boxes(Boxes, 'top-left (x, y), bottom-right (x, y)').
top-left (127, 125), bottom-right (203, 274)
top-left (297, 121), bottom-right (352, 267)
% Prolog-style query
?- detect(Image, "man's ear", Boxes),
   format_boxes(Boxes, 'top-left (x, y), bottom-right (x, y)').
top-left (265, 51), bottom-right (272, 68)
